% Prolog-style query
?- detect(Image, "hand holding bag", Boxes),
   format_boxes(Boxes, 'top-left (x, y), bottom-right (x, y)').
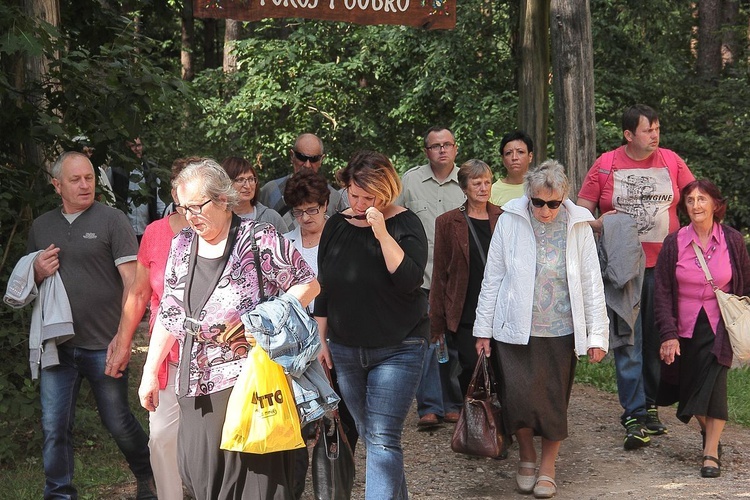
top-left (311, 365), bottom-right (355, 500)
top-left (693, 241), bottom-right (750, 363)
top-left (220, 344), bottom-right (306, 453)
top-left (450, 349), bottom-right (504, 458)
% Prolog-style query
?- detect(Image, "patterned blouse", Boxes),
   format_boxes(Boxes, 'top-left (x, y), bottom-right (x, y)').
top-left (157, 219), bottom-right (316, 397)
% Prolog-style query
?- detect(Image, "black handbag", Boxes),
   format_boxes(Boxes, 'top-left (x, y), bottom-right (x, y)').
top-left (311, 366), bottom-right (355, 500)
top-left (450, 350), bottom-right (504, 458)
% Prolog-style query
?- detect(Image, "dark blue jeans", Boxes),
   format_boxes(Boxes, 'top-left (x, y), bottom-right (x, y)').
top-left (329, 337), bottom-right (426, 500)
top-left (40, 346), bottom-right (152, 499)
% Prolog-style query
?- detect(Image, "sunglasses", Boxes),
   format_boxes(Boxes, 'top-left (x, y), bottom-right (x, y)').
top-left (338, 211), bottom-right (367, 220)
top-left (293, 150), bottom-right (323, 163)
top-left (530, 198), bottom-right (563, 209)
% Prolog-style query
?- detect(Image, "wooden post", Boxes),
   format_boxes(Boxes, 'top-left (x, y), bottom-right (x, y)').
top-left (550, 0), bottom-right (596, 198)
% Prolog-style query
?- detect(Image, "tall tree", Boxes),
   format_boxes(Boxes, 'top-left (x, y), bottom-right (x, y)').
top-left (550, 0), bottom-right (596, 196)
top-left (224, 19), bottom-right (241, 73)
top-left (23, 0), bottom-right (60, 172)
top-left (697, 0), bottom-right (723, 79)
top-left (181, 0), bottom-right (194, 80)
top-left (518, 0), bottom-right (549, 163)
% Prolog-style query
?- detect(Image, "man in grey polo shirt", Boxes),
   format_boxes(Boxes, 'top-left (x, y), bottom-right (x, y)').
top-left (26, 151), bottom-right (155, 499)
top-left (398, 125), bottom-right (466, 429)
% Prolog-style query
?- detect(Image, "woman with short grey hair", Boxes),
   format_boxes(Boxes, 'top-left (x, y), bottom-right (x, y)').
top-left (139, 157), bottom-right (319, 499)
top-left (172, 159), bottom-right (240, 212)
top-left (474, 160), bottom-right (609, 498)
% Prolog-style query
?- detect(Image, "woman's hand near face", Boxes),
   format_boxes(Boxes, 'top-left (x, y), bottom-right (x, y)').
top-left (366, 206), bottom-right (387, 241)
top-left (366, 205), bottom-right (406, 273)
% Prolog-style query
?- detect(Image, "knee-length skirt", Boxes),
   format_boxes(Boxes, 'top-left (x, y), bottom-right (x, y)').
top-left (494, 335), bottom-right (577, 441)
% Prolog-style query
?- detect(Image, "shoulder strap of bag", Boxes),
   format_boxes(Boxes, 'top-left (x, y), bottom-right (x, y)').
top-left (597, 150), bottom-right (617, 191)
top-left (461, 206), bottom-right (487, 267)
top-left (692, 241), bottom-right (716, 289)
top-left (251, 223), bottom-right (266, 303)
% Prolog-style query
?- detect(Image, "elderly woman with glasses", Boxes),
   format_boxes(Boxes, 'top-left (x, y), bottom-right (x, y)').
top-left (473, 160), bottom-right (609, 499)
top-left (314, 150), bottom-right (428, 500)
top-left (138, 159), bottom-right (319, 499)
top-left (221, 156), bottom-right (289, 233)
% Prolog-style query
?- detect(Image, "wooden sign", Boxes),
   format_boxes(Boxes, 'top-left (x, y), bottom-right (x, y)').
top-left (194, 0), bottom-right (455, 30)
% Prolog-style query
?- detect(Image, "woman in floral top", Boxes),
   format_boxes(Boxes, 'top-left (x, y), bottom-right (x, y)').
top-left (138, 159), bottom-right (319, 500)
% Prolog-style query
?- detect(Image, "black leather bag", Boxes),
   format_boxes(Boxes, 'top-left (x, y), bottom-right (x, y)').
top-left (450, 351), bottom-right (504, 458)
top-left (311, 366), bottom-right (355, 500)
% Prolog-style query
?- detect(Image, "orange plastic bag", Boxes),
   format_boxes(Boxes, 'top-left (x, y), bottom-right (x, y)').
top-left (220, 346), bottom-right (305, 453)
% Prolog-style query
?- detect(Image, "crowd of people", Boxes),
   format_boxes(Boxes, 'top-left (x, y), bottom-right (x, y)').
top-left (10, 103), bottom-right (748, 500)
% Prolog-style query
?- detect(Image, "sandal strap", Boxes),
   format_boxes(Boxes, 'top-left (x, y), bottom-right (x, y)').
top-left (518, 461), bottom-right (537, 469)
top-left (536, 475), bottom-right (557, 487)
top-left (703, 455), bottom-right (721, 467)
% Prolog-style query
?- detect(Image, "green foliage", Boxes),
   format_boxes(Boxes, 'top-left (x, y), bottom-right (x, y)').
top-left (0, 1), bottom-right (183, 465)
top-left (151, 4), bottom-right (519, 183)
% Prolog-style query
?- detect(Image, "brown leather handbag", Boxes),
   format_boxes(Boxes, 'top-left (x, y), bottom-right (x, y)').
top-left (450, 350), bottom-right (504, 458)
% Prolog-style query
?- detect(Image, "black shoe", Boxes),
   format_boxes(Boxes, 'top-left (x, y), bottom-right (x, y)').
top-left (623, 416), bottom-right (651, 450)
top-left (700, 455), bottom-right (721, 478)
top-left (644, 405), bottom-right (667, 435)
top-left (136, 476), bottom-right (158, 500)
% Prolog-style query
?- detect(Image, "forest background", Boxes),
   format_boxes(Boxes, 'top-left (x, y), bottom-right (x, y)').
top-left (1, 0), bottom-right (750, 471)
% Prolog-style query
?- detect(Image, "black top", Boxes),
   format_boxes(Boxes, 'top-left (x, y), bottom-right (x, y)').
top-left (460, 217), bottom-right (492, 325)
top-left (314, 210), bottom-right (429, 347)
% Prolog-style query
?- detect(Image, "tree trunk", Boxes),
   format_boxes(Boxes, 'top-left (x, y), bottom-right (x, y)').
top-left (181, 0), bottom-right (194, 81)
top-left (721, 0), bottom-right (739, 71)
top-left (24, 0), bottom-right (60, 176)
top-left (549, 0), bottom-right (596, 198)
top-left (203, 18), bottom-right (219, 69)
top-left (518, 0), bottom-right (550, 164)
top-left (697, 0), bottom-right (722, 79)
top-left (223, 19), bottom-right (241, 73)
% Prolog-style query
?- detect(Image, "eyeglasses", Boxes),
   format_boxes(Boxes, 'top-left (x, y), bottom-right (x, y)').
top-left (425, 142), bottom-right (455, 152)
top-left (233, 176), bottom-right (256, 186)
top-left (293, 150), bottom-right (323, 163)
top-left (338, 211), bottom-right (367, 220)
top-left (530, 198), bottom-right (563, 209)
top-left (174, 199), bottom-right (212, 216)
top-left (291, 206), bottom-right (322, 218)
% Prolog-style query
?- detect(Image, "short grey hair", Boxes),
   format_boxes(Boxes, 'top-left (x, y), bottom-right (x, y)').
top-left (524, 159), bottom-right (570, 200)
top-left (50, 151), bottom-right (91, 180)
top-left (458, 159), bottom-right (492, 190)
top-left (173, 158), bottom-right (239, 210)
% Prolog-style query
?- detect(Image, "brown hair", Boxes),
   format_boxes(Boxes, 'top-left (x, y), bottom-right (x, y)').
top-left (284, 168), bottom-right (330, 208)
top-left (678, 179), bottom-right (727, 222)
top-left (221, 156), bottom-right (259, 206)
top-left (336, 150), bottom-right (401, 206)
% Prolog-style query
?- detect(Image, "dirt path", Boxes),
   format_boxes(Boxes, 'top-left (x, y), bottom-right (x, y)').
top-left (300, 383), bottom-right (750, 499)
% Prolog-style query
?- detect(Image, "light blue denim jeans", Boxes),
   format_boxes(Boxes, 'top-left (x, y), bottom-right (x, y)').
top-left (329, 337), bottom-right (426, 500)
top-left (40, 346), bottom-right (152, 499)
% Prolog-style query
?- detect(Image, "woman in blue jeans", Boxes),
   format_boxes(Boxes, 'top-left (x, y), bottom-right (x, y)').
top-left (314, 150), bottom-right (429, 500)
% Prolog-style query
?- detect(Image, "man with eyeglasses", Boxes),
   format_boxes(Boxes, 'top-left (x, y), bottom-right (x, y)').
top-left (258, 133), bottom-right (344, 227)
top-left (578, 104), bottom-right (694, 451)
top-left (398, 126), bottom-right (466, 430)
